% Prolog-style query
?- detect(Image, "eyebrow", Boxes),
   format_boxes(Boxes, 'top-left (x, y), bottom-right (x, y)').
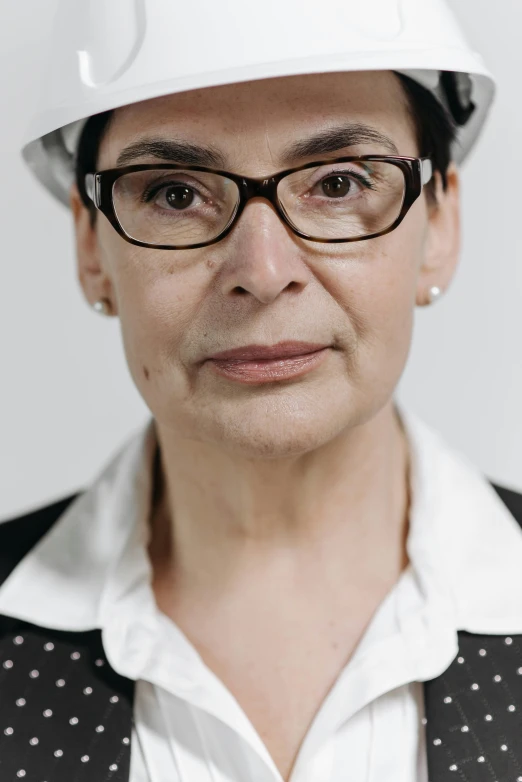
top-left (280, 124), bottom-right (399, 162)
top-left (115, 123), bottom-right (399, 169)
top-left (116, 139), bottom-right (226, 168)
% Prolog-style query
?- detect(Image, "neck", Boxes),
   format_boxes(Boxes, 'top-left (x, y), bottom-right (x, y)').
top-left (147, 399), bottom-right (411, 606)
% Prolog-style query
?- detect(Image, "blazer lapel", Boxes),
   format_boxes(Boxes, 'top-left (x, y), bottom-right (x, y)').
top-left (424, 630), bottom-right (522, 781)
top-left (424, 482), bottom-right (522, 781)
top-left (0, 616), bottom-right (135, 782)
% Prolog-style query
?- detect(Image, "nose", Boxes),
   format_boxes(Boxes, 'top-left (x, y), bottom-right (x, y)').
top-left (217, 198), bottom-right (310, 305)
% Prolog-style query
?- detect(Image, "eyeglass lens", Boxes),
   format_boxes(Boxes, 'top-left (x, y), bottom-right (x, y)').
top-left (111, 161), bottom-right (407, 247)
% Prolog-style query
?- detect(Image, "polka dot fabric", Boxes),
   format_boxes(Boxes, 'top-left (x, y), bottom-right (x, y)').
top-left (424, 631), bottom-right (522, 782)
top-left (0, 616), bottom-right (135, 782)
top-left (2, 621), bottom-right (522, 782)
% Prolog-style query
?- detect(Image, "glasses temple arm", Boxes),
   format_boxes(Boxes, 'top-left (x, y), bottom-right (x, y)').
top-left (420, 158), bottom-right (433, 187)
top-left (84, 173), bottom-right (97, 206)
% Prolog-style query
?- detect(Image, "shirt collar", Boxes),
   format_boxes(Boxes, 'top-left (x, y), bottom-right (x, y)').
top-left (1, 403), bottom-right (521, 636)
top-left (0, 416), bottom-right (158, 630)
top-left (401, 403), bottom-right (522, 633)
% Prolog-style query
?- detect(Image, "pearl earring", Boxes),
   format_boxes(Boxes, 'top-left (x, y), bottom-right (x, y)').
top-left (93, 298), bottom-right (112, 316)
top-left (428, 286), bottom-right (443, 305)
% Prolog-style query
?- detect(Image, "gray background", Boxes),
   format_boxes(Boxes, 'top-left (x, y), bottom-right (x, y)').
top-left (1, 1), bottom-right (520, 520)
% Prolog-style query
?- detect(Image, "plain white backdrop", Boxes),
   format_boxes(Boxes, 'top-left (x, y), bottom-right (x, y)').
top-left (1, 1), bottom-right (521, 520)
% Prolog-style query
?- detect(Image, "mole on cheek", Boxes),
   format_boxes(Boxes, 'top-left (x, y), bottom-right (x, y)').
top-left (143, 366), bottom-right (150, 380)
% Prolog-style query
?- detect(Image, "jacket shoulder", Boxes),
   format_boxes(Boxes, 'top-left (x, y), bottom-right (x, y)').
top-left (0, 492), bottom-right (82, 586)
top-left (490, 481), bottom-right (522, 530)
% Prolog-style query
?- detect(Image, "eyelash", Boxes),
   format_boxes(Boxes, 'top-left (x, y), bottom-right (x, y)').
top-left (142, 180), bottom-right (205, 203)
top-left (321, 169), bottom-right (376, 191)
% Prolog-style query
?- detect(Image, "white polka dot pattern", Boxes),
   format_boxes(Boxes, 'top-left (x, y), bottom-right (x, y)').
top-left (424, 632), bottom-right (522, 781)
top-left (0, 618), bottom-right (134, 781)
top-left (1, 620), bottom-right (522, 782)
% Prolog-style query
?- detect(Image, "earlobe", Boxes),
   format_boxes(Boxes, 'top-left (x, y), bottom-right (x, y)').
top-left (416, 163), bottom-right (461, 307)
top-left (69, 183), bottom-right (117, 314)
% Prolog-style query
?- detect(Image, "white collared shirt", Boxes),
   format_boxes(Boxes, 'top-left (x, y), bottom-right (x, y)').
top-left (1, 401), bottom-right (522, 782)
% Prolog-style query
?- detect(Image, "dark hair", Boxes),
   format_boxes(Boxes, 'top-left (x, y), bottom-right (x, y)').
top-left (395, 72), bottom-right (457, 203)
top-left (76, 110), bottom-right (114, 226)
top-left (75, 72), bottom-right (457, 227)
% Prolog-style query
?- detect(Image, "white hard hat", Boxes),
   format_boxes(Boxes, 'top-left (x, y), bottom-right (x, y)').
top-left (21, 0), bottom-right (495, 208)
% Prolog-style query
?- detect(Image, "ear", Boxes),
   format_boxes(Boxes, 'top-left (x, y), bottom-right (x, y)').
top-left (416, 162), bottom-right (461, 307)
top-left (70, 183), bottom-right (118, 316)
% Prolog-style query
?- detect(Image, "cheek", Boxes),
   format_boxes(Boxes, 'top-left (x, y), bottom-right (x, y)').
top-left (354, 200), bottom-right (426, 319)
top-left (99, 231), bottom-right (207, 393)
top-left (323, 205), bottom-right (427, 374)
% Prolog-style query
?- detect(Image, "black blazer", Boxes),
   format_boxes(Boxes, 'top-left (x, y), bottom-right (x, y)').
top-left (0, 482), bottom-right (521, 781)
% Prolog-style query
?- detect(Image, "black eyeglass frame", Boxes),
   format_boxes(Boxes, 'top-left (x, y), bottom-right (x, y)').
top-left (85, 155), bottom-right (433, 251)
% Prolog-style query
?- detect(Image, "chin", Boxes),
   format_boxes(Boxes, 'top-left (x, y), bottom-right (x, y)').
top-left (196, 392), bottom-right (354, 460)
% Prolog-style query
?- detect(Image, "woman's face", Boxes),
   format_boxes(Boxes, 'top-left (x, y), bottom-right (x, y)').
top-left (73, 70), bottom-right (460, 459)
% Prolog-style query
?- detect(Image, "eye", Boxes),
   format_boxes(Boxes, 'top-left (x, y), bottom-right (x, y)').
top-left (319, 174), bottom-right (363, 199)
top-left (314, 165), bottom-right (377, 198)
top-left (145, 182), bottom-right (202, 210)
top-left (162, 184), bottom-right (197, 210)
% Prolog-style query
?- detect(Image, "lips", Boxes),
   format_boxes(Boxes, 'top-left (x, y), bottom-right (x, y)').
top-left (207, 341), bottom-right (329, 362)
top-left (205, 342), bottom-right (331, 385)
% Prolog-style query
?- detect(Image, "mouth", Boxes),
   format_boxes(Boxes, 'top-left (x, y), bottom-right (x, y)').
top-left (205, 341), bottom-right (331, 385)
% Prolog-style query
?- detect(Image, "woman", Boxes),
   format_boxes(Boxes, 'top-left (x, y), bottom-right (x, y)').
top-left (1, 1), bottom-right (521, 781)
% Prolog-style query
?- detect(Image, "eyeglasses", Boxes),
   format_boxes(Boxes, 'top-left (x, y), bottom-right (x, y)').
top-left (85, 155), bottom-right (433, 251)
